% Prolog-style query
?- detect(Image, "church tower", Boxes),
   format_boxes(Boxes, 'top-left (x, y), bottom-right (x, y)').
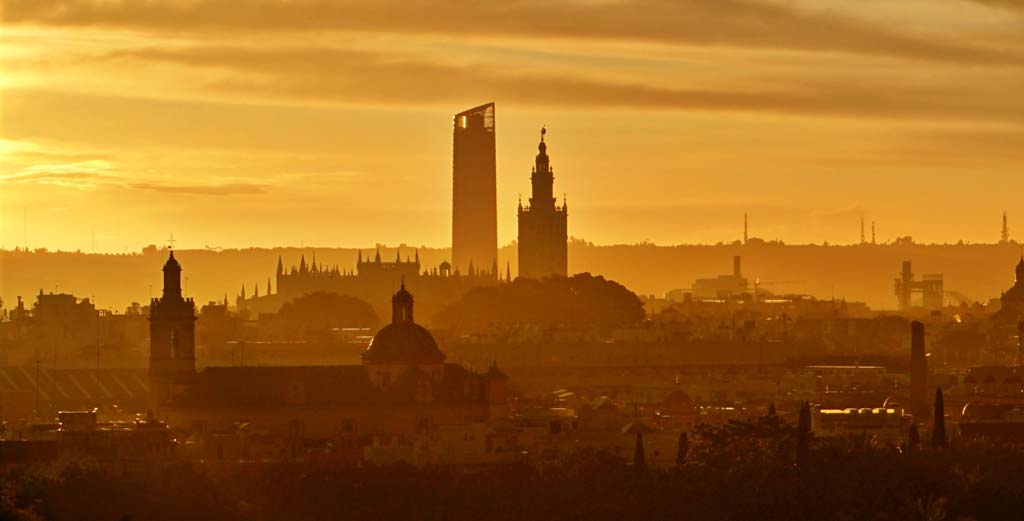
top-left (517, 127), bottom-right (568, 279)
top-left (149, 250), bottom-right (196, 408)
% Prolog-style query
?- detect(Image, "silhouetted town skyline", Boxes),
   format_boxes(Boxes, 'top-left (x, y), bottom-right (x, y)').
top-left (4, 1), bottom-right (1024, 518)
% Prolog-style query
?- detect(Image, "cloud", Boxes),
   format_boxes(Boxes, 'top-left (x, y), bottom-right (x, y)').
top-left (0, 141), bottom-right (270, 195)
top-left (0, 160), bottom-right (118, 188)
top-left (103, 45), bottom-right (1024, 122)
top-left (128, 181), bottom-right (268, 195)
top-left (968, 0), bottom-right (1024, 11)
top-left (5, 0), bottom-right (1020, 65)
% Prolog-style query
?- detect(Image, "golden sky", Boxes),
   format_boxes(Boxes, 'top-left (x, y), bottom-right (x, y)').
top-left (2, 0), bottom-right (1023, 251)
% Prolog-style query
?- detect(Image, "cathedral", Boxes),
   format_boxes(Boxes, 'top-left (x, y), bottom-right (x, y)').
top-left (517, 128), bottom-right (568, 279)
top-left (238, 247), bottom-right (503, 321)
top-left (996, 257), bottom-right (1024, 323)
top-left (150, 251), bottom-right (509, 448)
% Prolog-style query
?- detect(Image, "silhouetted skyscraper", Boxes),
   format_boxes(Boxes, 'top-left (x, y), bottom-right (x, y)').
top-left (452, 103), bottom-right (497, 275)
top-left (518, 127), bottom-right (568, 279)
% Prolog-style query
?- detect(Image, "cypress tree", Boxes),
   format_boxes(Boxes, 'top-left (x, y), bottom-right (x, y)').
top-left (796, 401), bottom-right (811, 474)
top-left (932, 388), bottom-right (947, 449)
top-left (676, 432), bottom-right (689, 465)
top-left (908, 423), bottom-right (920, 451)
top-left (634, 430), bottom-right (646, 471)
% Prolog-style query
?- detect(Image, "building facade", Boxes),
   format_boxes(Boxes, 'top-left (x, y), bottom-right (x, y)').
top-left (452, 103), bottom-right (498, 275)
top-left (150, 252), bottom-right (509, 450)
top-left (518, 128), bottom-right (568, 279)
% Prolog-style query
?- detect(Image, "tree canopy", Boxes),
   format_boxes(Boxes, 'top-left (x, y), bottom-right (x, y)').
top-left (433, 273), bottom-right (644, 332)
top-left (276, 292), bottom-right (379, 338)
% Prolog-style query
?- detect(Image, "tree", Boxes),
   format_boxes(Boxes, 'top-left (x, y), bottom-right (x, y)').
top-left (676, 432), bottom-right (689, 465)
top-left (277, 292), bottom-right (379, 339)
top-left (433, 273), bottom-right (645, 332)
top-left (932, 388), bottom-right (947, 449)
top-left (908, 423), bottom-right (920, 451)
top-left (633, 431), bottom-right (646, 471)
top-left (796, 401), bottom-right (811, 474)
top-left (690, 414), bottom-right (796, 469)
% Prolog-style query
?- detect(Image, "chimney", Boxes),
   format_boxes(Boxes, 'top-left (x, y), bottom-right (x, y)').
top-left (733, 256), bottom-right (742, 277)
top-left (910, 321), bottom-right (929, 421)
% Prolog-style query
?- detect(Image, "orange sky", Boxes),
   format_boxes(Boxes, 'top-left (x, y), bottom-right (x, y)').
top-left (2, 0), bottom-right (1024, 252)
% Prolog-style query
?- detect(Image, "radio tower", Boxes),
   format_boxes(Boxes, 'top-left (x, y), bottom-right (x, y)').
top-left (1002, 211), bottom-right (1010, 245)
top-left (871, 221), bottom-right (876, 245)
top-left (860, 217), bottom-right (866, 245)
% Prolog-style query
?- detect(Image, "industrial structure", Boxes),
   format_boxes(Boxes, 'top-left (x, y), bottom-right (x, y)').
top-left (894, 261), bottom-right (944, 310)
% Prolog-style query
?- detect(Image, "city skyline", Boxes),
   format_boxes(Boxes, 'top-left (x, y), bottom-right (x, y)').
top-left (3, 1), bottom-right (1024, 251)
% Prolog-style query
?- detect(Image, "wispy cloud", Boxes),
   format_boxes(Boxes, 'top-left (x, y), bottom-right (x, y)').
top-left (100, 45), bottom-right (1024, 122)
top-left (128, 181), bottom-right (268, 195)
top-left (968, 0), bottom-right (1024, 11)
top-left (0, 160), bottom-right (118, 188)
top-left (0, 140), bottom-right (270, 195)
top-left (5, 0), bottom-right (1020, 65)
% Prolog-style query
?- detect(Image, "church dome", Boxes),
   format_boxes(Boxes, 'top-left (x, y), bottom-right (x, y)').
top-left (362, 321), bottom-right (444, 364)
top-left (362, 283), bottom-right (445, 364)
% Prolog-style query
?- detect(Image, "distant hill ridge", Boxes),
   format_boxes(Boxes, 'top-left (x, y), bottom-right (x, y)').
top-left (1, 241), bottom-right (1021, 312)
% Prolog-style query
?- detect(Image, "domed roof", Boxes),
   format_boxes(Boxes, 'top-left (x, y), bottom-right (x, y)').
top-left (362, 321), bottom-right (444, 364)
top-left (362, 283), bottom-right (445, 364)
top-left (163, 250), bottom-right (181, 272)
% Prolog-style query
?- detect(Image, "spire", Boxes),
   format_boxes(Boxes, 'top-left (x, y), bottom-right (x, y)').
top-left (161, 250), bottom-right (183, 301)
top-left (240, 284), bottom-right (246, 300)
top-left (530, 126), bottom-right (554, 211)
top-left (492, 257), bottom-right (499, 279)
top-left (374, 248), bottom-right (381, 263)
top-left (415, 249), bottom-right (420, 264)
top-left (266, 277), bottom-right (272, 296)
top-left (311, 252), bottom-right (318, 273)
top-left (276, 255), bottom-right (284, 276)
top-left (396, 248), bottom-right (401, 263)
top-left (299, 255), bottom-right (308, 274)
top-left (358, 250), bottom-right (363, 263)
top-left (254, 282), bottom-right (259, 298)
